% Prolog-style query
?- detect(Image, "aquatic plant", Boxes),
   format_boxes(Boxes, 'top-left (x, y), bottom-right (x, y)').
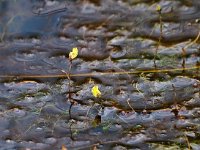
top-left (68, 47), bottom-right (79, 119)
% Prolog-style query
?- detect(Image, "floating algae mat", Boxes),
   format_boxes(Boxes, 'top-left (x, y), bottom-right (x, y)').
top-left (0, 0), bottom-right (200, 149)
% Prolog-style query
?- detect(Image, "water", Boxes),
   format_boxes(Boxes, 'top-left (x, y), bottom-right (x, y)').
top-left (0, 0), bottom-right (200, 149)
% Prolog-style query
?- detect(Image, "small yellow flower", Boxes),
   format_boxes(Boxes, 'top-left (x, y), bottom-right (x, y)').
top-left (61, 144), bottom-right (68, 150)
top-left (69, 47), bottom-right (78, 60)
top-left (92, 85), bottom-right (101, 98)
top-left (156, 5), bottom-right (161, 12)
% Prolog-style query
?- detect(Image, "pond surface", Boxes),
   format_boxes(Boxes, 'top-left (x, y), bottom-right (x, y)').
top-left (0, 0), bottom-right (200, 149)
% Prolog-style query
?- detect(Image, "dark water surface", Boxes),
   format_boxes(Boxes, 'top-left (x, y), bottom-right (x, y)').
top-left (0, 0), bottom-right (200, 149)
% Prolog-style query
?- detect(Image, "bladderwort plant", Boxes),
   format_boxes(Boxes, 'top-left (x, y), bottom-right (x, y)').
top-left (67, 47), bottom-right (102, 116)
top-left (67, 48), bottom-right (103, 139)
top-left (67, 47), bottom-right (78, 119)
top-left (67, 47), bottom-right (79, 141)
top-left (91, 85), bottom-right (102, 126)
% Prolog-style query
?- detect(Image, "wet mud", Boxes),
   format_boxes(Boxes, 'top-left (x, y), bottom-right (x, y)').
top-left (0, 0), bottom-right (200, 149)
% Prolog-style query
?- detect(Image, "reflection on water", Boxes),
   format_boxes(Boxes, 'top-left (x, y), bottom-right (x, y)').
top-left (0, 0), bottom-right (200, 149)
top-left (0, 0), bottom-right (67, 40)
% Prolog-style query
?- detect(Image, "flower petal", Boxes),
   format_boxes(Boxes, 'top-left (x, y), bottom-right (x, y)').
top-left (92, 85), bottom-right (101, 98)
top-left (69, 47), bottom-right (78, 60)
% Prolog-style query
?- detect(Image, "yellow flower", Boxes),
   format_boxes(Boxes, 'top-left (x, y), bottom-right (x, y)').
top-left (69, 47), bottom-right (78, 60)
top-left (156, 5), bottom-right (161, 12)
top-left (61, 145), bottom-right (67, 150)
top-left (92, 85), bottom-right (101, 98)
